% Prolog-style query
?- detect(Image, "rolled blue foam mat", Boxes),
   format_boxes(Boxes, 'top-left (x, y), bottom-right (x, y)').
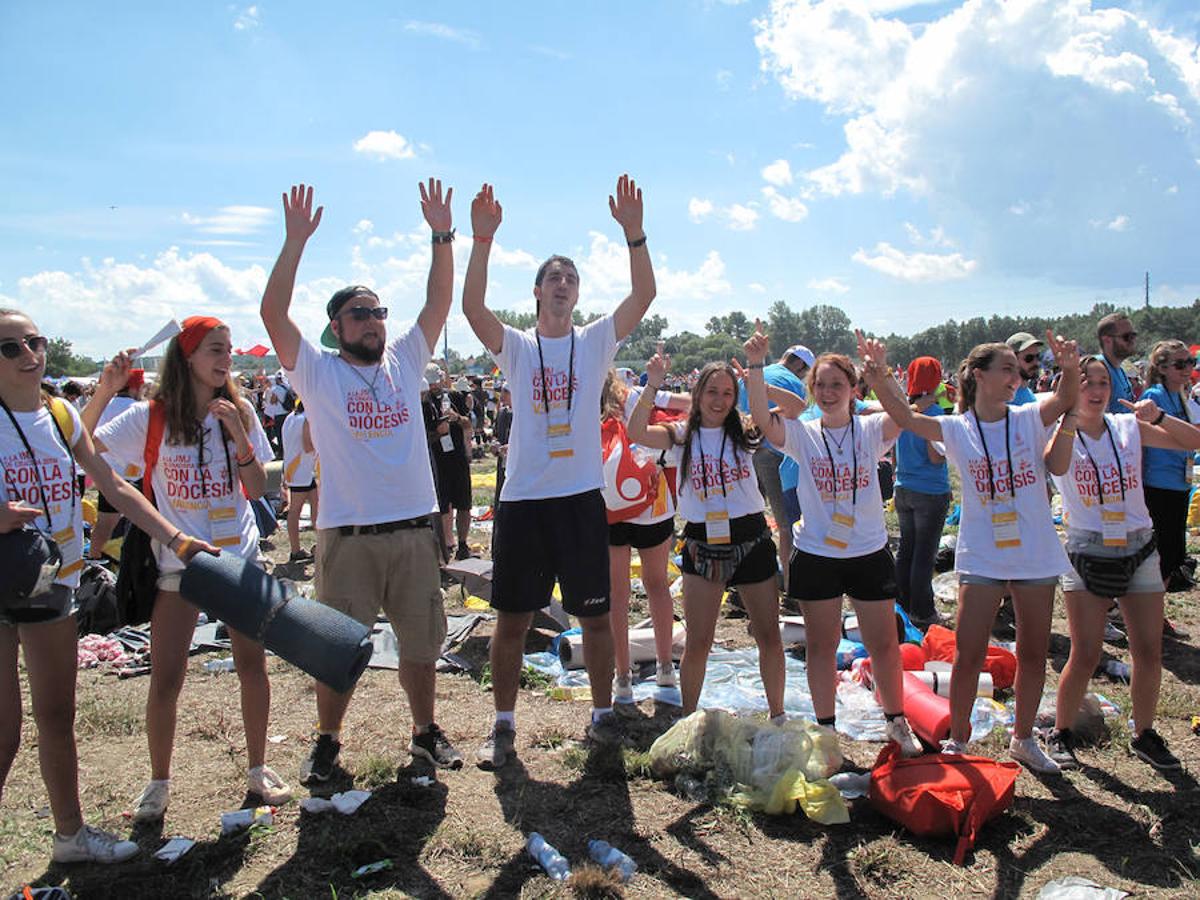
top-left (180, 553), bottom-right (372, 693)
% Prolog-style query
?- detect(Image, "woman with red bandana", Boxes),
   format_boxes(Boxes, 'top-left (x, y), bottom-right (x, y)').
top-left (87, 316), bottom-right (291, 823)
top-left (893, 357), bottom-right (952, 629)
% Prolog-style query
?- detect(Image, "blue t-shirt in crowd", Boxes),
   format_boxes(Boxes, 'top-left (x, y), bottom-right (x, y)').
top-left (1103, 356), bottom-right (1134, 414)
top-left (895, 403), bottom-right (950, 495)
top-left (781, 399), bottom-right (872, 491)
top-left (738, 363), bottom-right (807, 457)
top-left (1142, 384), bottom-right (1194, 491)
top-left (1010, 384), bottom-right (1037, 406)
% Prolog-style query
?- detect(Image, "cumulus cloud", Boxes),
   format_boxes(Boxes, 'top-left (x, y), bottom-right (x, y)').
top-left (754, 0), bottom-right (1200, 283)
top-left (807, 276), bottom-right (849, 294)
top-left (353, 130), bottom-right (417, 161)
top-left (233, 5), bottom-right (259, 31)
top-left (726, 203), bottom-right (760, 231)
top-left (761, 186), bottom-right (809, 222)
top-left (852, 242), bottom-right (977, 282)
top-left (688, 197), bottom-right (715, 223)
top-left (761, 159), bottom-right (794, 186)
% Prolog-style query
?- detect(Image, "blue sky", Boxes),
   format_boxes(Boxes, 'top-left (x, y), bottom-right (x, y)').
top-left (3, 0), bottom-right (1199, 359)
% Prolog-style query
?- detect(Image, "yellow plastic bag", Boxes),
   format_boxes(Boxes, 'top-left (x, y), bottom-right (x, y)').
top-left (464, 595), bottom-right (490, 611)
top-left (474, 471), bottom-right (497, 489)
top-left (761, 767), bottom-right (849, 823)
top-left (82, 497), bottom-right (98, 526)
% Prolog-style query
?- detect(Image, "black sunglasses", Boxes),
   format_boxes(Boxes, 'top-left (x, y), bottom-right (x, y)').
top-left (1115, 331), bottom-right (1137, 342)
top-left (0, 335), bottom-right (49, 359)
top-left (340, 306), bottom-right (388, 322)
top-left (1163, 359), bottom-right (1192, 371)
top-left (1021, 353), bottom-right (1041, 364)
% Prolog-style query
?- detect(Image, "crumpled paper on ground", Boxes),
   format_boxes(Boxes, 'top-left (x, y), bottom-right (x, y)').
top-left (299, 789), bottom-right (372, 815)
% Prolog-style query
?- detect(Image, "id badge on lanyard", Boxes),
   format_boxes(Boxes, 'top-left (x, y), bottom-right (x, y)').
top-left (53, 525), bottom-right (83, 579)
top-left (547, 408), bottom-right (574, 460)
top-left (991, 505), bottom-right (1021, 549)
top-left (1101, 508), bottom-right (1127, 547)
top-left (705, 509), bottom-right (731, 545)
top-left (824, 511), bottom-right (855, 550)
top-left (208, 505), bottom-right (241, 548)
top-left (439, 433), bottom-right (455, 453)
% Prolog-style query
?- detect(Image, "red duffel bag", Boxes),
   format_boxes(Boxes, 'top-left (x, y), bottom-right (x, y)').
top-left (922, 624), bottom-right (1017, 690)
top-left (869, 743), bottom-right (1019, 864)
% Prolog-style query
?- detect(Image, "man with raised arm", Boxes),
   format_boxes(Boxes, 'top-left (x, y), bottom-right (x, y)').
top-left (463, 176), bottom-right (656, 768)
top-left (260, 181), bottom-right (463, 782)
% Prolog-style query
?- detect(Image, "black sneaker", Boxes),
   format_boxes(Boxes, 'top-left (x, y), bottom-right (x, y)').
top-left (1046, 728), bottom-right (1079, 770)
top-left (1130, 728), bottom-right (1181, 771)
top-left (454, 543), bottom-right (473, 561)
top-left (409, 723), bottom-right (464, 769)
top-left (300, 733), bottom-right (341, 783)
top-left (1165, 567), bottom-right (1195, 593)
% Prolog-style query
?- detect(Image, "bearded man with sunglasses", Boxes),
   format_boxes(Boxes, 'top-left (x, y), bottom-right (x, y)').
top-left (1005, 332), bottom-right (1045, 406)
top-left (260, 180), bottom-right (464, 782)
top-left (1097, 313), bottom-right (1137, 413)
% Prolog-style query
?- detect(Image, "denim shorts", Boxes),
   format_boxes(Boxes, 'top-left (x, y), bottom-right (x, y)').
top-left (958, 573), bottom-right (1059, 587)
top-left (0, 584), bottom-right (74, 627)
top-left (1061, 528), bottom-right (1163, 596)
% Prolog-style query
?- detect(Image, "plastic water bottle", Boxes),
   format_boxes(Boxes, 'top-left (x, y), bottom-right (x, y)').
top-left (588, 839), bottom-right (637, 882)
top-left (527, 832), bottom-right (570, 881)
top-left (204, 658), bottom-right (236, 673)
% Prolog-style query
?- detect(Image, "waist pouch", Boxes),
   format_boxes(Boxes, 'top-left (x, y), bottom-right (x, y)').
top-left (1067, 536), bottom-right (1157, 599)
top-left (684, 529), bottom-right (769, 584)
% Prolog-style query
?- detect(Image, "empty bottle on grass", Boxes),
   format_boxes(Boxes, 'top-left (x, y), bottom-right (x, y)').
top-left (527, 832), bottom-right (570, 881)
top-left (588, 839), bottom-right (637, 882)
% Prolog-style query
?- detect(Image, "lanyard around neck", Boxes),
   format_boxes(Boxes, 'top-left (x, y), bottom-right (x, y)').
top-left (535, 328), bottom-right (575, 416)
top-left (0, 397), bottom-right (76, 531)
top-left (1078, 416), bottom-right (1126, 506)
top-left (972, 408), bottom-right (1014, 501)
top-left (820, 417), bottom-right (858, 507)
top-left (698, 429), bottom-right (729, 500)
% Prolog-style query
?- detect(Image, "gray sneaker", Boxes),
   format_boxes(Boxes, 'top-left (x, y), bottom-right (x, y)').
top-left (409, 723), bottom-right (464, 770)
top-left (476, 723), bottom-right (516, 770)
top-left (1045, 728), bottom-right (1079, 770)
top-left (52, 824), bottom-right (139, 864)
top-left (585, 713), bottom-right (625, 746)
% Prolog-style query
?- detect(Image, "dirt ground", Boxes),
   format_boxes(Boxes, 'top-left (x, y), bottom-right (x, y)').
top-left (3, 458), bottom-right (1200, 899)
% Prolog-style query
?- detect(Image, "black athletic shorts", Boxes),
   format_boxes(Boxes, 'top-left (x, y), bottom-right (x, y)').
top-left (288, 480), bottom-right (317, 494)
top-left (492, 489), bottom-right (610, 617)
top-left (608, 517), bottom-right (674, 549)
top-left (679, 512), bottom-right (778, 586)
top-left (788, 545), bottom-right (897, 602)
top-left (433, 458), bottom-right (472, 512)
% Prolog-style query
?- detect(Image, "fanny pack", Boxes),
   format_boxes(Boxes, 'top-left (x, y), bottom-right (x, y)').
top-left (1068, 536), bottom-right (1157, 599)
top-left (0, 528), bottom-right (62, 618)
top-left (685, 530), bottom-right (768, 585)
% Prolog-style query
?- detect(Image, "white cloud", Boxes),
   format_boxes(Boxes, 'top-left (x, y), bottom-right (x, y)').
top-left (761, 186), bottom-right (809, 222)
top-left (688, 197), bottom-right (715, 223)
top-left (233, 5), bottom-right (259, 31)
top-left (754, 0), bottom-right (1200, 282)
top-left (403, 20), bottom-right (480, 49)
top-left (807, 276), bottom-right (849, 294)
top-left (726, 203), bottom-right (760, 231)
top-left (852, 242), bottom-right (977, 282)
top-left (749, 282), bottom-right (767, 293)
top-left (353, 219), bottom-right (374, 234)
top-left (761, 159), bottom-right (794, 186)
top-left (353, 130), bottom-right (417, 161)
top-left (903, 222), bottom-right (954, 248)
top-left (1091, 214), bottom-right (1131, 231)
top-left (180, 205), bottom-right (274, 235)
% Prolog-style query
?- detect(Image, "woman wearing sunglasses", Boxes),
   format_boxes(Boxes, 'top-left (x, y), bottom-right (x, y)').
top-left (85, 316), bottom-right (290, 823)
top-left (1139, 339), bottom-right (1200, 592)
top-left (1, 309), bottom-right (215, 864)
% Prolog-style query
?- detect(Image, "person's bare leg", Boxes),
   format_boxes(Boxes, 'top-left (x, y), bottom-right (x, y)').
top-left (680, 575), bottom-right (723, 713)
top-left (1009, 583), bottom-right (1055, 740)
top-left (228, 628), bottom-right (271, 769)
top-left (608, 544), bottom-right (632, 674)
top-left (490, 611), bottom-right (535, 713)
top-left (640, 538), bottom-right (676, 665)
top-left (1120, 591), bottom-right (1165, 734)
top-left (799, 598), bottom-right (843, 720)
top-left (399, 660), bottom-right (436, 730)
top-left (580, 613), bottom-right (615, 709)
top-left (740, 579), bottom-right (785, 717)
top-left (948, 583), bottom-right (1004, 743)
top-left (145, 592), bottom-right (199, 780)
top-left (0, 626), bottom-right (21, 802)
top-left (852, 597), bottom-right (905, 715)
top-left (1054, 590), bottom-right (1107, 730)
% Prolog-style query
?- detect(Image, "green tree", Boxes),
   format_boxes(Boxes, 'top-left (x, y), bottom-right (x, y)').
top-left (44, 338), bottom-right (100, 378)
top-left (705, 312), bottom-right (754, 342)
top-left (766, 301), bottom-right (804, 357)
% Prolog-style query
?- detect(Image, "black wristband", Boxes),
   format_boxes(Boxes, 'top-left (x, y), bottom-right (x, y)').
top-left (627, 235), bottom-right (647, 248)
top-left (748, 363), bottom-right (765, 370)
top-left (1153, 409), bottom-right (1166, 426)
top-left (432, 229), bottom-right (456, 244)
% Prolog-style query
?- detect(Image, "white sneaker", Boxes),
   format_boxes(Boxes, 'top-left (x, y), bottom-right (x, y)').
top-left (248, 765), bottom-right (293, 804)
top-left (132, 779), bottom-right (170, 823)
top-left (52, 824), bottom-right (139, 864)
top-left (655, 661), bottom-right (677, 688)
top-left (1009, 736), bottom-right (1062, 775)
top-left (613, 672), bottom-right (634, 704)
top-left (885, 715), bottom-right (924, 758)
top-left (940, 738), bottom-right (968, 755)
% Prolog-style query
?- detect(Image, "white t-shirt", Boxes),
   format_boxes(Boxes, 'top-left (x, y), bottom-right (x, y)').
top-left (1051, 413), bottom-right (1152, 533)
top-left (284, 325), bottom-right (436, 528)
top-left (492, 316), bottom-right (618, 501)
top-left (940, 402), bottom-right (1069, 579)
top-left (96, 402), bottom-right (272, 575)
top-left (281, 411), bottom-right (317, 488)
top-left (96, 395), bottom-right (142, 479)
top-left (674, 425), bottom-right (764, 523)
top-left (264, 383), bottom-right (288, 418)
top-left (782, 413), bottom-right (890, 559)
top-left (1, 401), bottom-right (85, 589)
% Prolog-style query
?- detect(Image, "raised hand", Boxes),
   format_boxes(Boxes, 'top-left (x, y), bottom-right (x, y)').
top-left (742, 319), bottom-right (770, 366)
top-left (856, 329), bottom-right (888, 374)
top-left (608, 174), bottom-right (644, 238)
top-left (1119, 398), bottom-right (1164, 423)
top-left (208, 398), bottom-right (248, 444)
top-left (282, 184), bottom-right (323, 243)
top-left (471, 183), bottom-right (502, 239)
top-left (419, 178), bottom-right (452, 232)
top-left (98, 348), bottom-right (138, 394)
top-left (1045, 329), bottom-right (1079, 370)
top-left (646, 352), bottom-right (670, 387)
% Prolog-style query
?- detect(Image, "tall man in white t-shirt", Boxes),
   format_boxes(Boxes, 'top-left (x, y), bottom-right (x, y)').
top-left (463, 176), bottom-right (656, 767)
top-left (260, 180), bottom-right (463, 780)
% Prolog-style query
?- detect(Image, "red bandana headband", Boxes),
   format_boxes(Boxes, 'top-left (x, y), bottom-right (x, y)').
top-left (178, 316), bottom-right (224, 358)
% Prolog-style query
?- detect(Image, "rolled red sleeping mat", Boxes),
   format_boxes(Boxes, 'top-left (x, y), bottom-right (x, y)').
top-left (901, 670), bottom-right (952, 747)
top-left (180, 553), bottom-right (373, 693)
